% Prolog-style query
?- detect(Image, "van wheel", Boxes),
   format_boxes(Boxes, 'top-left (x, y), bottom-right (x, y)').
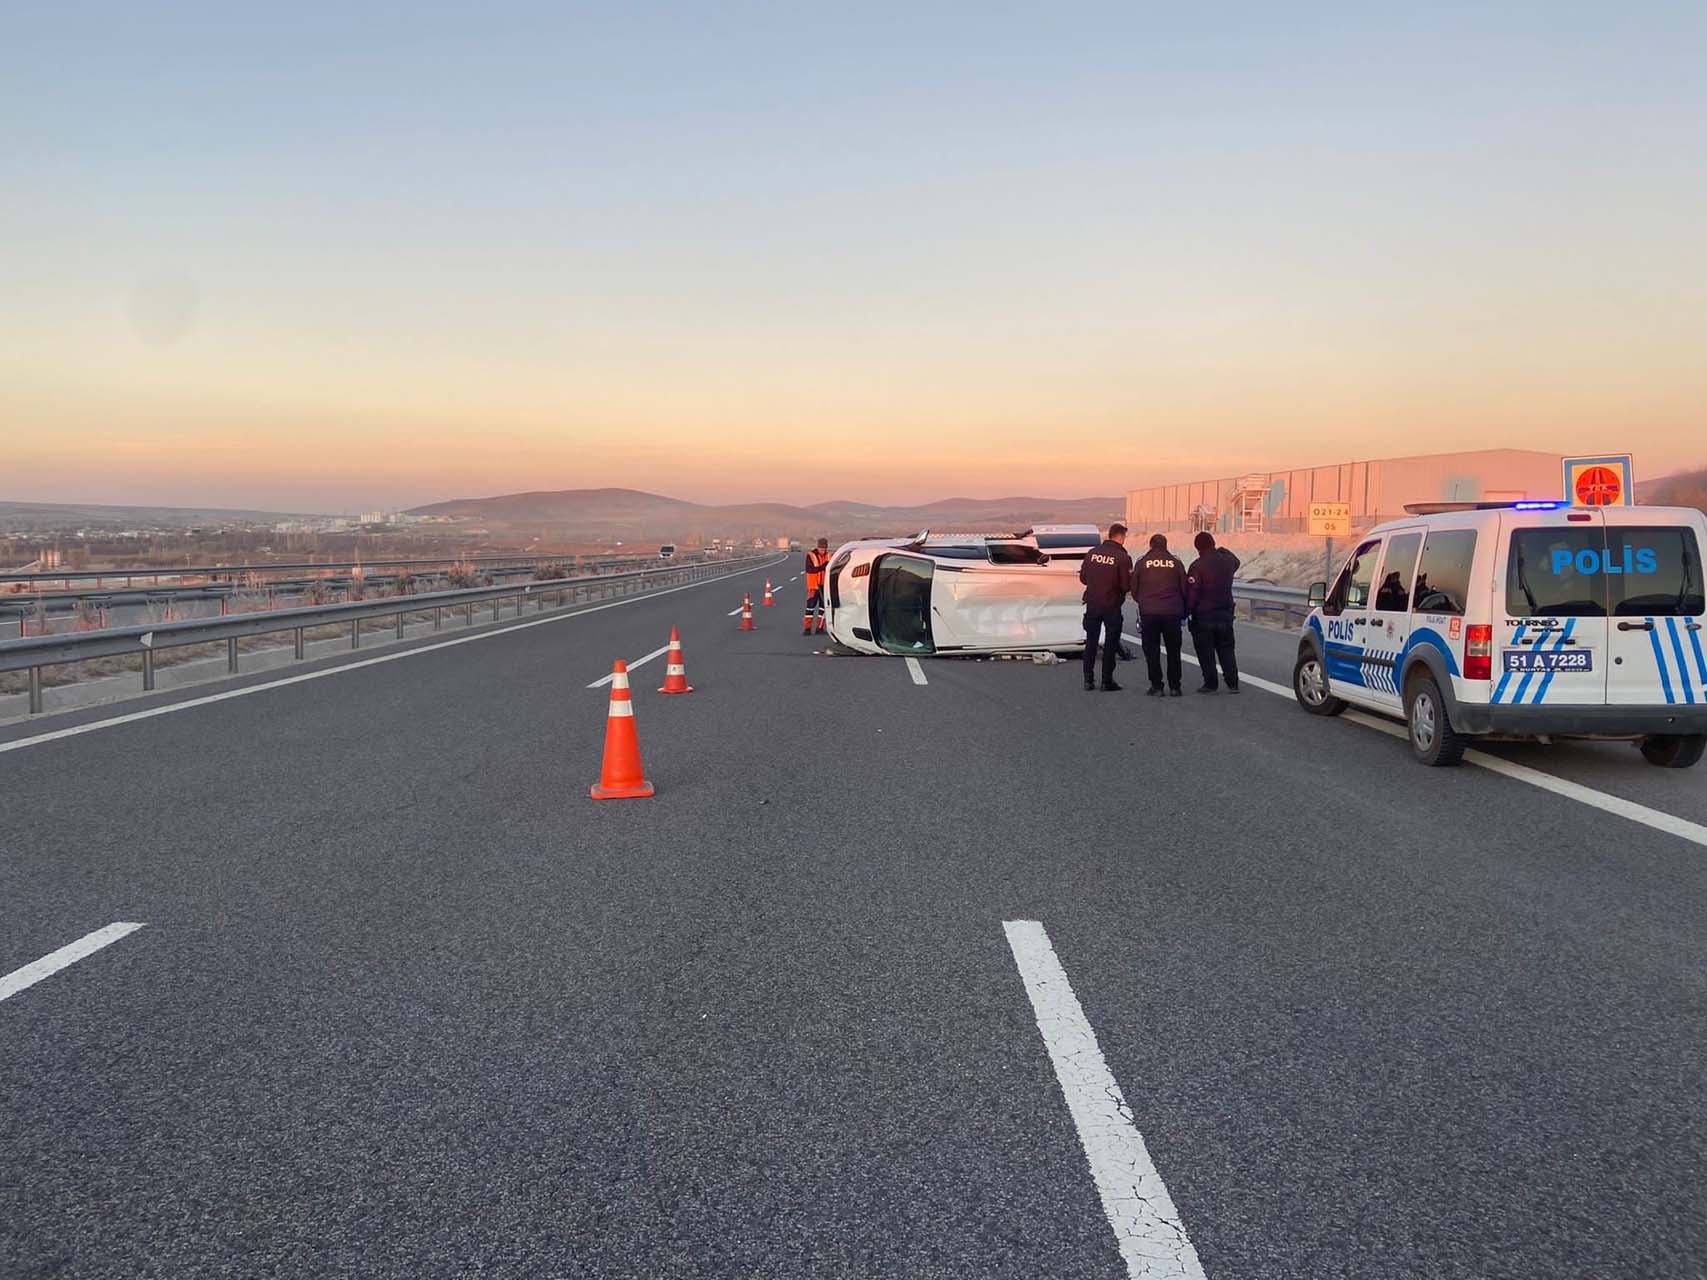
top-left (1639, 734), bottom-right (1707, 769)
top-left (1293, 651), bottom-right (1346, 716)
top-left (1405, 675), bottom-right (1467, 766)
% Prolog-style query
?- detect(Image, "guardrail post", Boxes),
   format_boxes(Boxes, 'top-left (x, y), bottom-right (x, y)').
top-left (227, 637), bottom-right (239, 673)
top-left (351, 619), bottom-right (360, 649)
top-left (295, 627), bottom-right (305, 659)
top-left (28, 666), bottom-right (43, 714)
top-left (434, 606), bottom-right (443, 631)
top-left (465, 603), bottom-right (473, 626)
top-left (142, 649), bottom-right (155, 692)
top-left (396, 611), bottom-right (405, 640)
top-left (491, 598), bottom-right (500, 622)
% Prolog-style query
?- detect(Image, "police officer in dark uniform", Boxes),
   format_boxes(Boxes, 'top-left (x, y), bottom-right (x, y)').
top-left (1078, 523), bottom-right (1131, 691)
top-left (1132, 533), bottom-right (1188, 696)
top-left (1186, 531), bottom-right (1241, 693)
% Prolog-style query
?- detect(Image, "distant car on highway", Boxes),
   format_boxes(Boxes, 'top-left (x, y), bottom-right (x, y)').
top-left (825, 525), bottom-right (1103, 657)
top-left (1294, 501), bottom-right (1707, 767)
top-left (658, 544), bottom-right (676, 560)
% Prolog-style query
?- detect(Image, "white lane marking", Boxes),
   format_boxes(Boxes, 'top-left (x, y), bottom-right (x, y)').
top-left (0, 923), bottom-right (147, 1003)
top-left (586, 642), bottom-right (672, 688)
top-left (1123, 632), bottom-right (1707, 851)
top-left (905, 656), bottom-right (928, 685)
top-left (1003, 920), bottom-right (1207, 1280)
top-left (0, 559), bottom-right (787, 756)
top-left (1124, 635), bottom-right (1288, 696)
top-left (727, 605), bottom-right (745, 616)
top-left (1338, 712), bottom-right (1707, 848)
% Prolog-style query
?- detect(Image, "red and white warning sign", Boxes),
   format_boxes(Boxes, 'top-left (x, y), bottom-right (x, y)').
top-left (1564, 455), bottom-right (1634, 507)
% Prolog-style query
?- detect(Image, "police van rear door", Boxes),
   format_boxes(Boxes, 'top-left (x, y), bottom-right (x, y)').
top-left (1600, 509), bottom-right (1707, 707)
top-left (1494, 509), bottom-right (1608, 709)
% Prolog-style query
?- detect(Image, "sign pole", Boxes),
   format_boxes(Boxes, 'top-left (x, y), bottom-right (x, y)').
top-left (1324, 535), bottom-right (1334, 585)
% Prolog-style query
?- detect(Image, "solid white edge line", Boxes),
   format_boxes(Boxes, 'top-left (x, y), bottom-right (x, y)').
top-left (586, 642), bottom-right (674, 688)
top-left (0, 922), bottom-right (147, 1003)
top-left (0, 558), bottom-right (786, 756)
top-left (1124, 632), bottom-right (1707, 850)
top-left (1003, 920), bottom-right (1207, 1280)
top-left (905, 656), bottom-right (928, 685)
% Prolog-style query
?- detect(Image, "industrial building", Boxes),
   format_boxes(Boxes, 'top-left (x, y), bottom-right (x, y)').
top-left (1125, 449), bottom-right (1564, 536)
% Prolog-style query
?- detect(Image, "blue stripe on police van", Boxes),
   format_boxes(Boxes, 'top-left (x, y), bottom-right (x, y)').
top-left (1665, 617), bottom-right (1695, 705)
top-left (1690, 620), bottom-right (1707, 684)
top-left (1646, 618), bottom-right (1677, 705)
top-left (1529, 618), bottom-right (1578, 705)
top-left (1491, 623), bottom-right (1528, 704)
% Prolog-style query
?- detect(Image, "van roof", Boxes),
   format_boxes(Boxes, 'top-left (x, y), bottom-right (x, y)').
top-left (1372, 503), bottom-right (1705, 536)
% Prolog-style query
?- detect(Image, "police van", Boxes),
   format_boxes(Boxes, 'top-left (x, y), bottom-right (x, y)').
top-left (1293, 502), bottom-right (1707, 767)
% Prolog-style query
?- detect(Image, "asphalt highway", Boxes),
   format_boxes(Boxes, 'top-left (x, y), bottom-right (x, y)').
top-left (3, 558), bottom-right (1703, 1279)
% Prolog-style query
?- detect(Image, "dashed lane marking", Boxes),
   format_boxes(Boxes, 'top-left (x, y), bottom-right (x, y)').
top-left (0, 923), bottom-right (147, 1004)
top-left (0, 559), bottom-right (787, 757)
top-left (1003, 920), bottom-right (1208, 1280)
top-left (1125, 632), bottom-right (1707, 851)
top-left (905, 656), bottom-right (928, 685)
top-left (587, 642), bottom-right (673, 688)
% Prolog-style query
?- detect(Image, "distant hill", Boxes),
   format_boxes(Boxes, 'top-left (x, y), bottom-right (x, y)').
top-left (405, 487), bottom-right (1123, 542)
top-left (1637, 467), bottom-right (1707, 512)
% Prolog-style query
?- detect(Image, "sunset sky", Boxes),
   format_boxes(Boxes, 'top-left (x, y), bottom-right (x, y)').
top-left (4, 3), bottom-right (1704, 512)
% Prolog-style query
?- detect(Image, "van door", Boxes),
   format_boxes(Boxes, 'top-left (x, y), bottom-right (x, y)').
top-left (1319, 536), bottom-right (1385, 708)
top-left (1494, 510), bottom-right (1608, 709)
top-left (1600, 511), bottom-right (1707, 707)
top-left (1364, 528), bottom-right (1424, 711)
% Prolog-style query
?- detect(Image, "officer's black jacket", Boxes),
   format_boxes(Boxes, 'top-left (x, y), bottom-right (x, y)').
top-left (1133, 549), bottom-right (1188, 616)
top-left (1078, 540), bottom-right (1132, 610)
top-left (1185, 547), bottom-right (1241, 616)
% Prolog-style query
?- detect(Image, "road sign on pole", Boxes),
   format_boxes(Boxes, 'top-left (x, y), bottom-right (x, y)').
top-left (1306, 502), bottom-right (1352, 537)
top-left (1563, 454), bottom-right (1633, 506)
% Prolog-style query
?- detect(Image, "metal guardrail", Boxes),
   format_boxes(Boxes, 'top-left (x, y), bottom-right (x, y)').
top-left (0, 550), bottom-right (703, 590)
top-left (1, 555), bottom-right (776, 715)
top-left (1233, 580), bottom-right (1310, 627)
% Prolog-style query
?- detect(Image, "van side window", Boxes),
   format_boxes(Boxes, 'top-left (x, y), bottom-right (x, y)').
top-left (1606, 527), bottom-right (1704, 616)
top-left (1412, 530), bottom-right (1477, 615)
top-left (1325, 539), bottom-right (1382, 614)
top-left (1375, 532), bottom-right (1422, 612)
top-left (1506, 529), bottom-right (1607, 617)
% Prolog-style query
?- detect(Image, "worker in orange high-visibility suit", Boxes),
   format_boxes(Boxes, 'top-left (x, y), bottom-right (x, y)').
top-left (803, 537), bottom-right (831, 635)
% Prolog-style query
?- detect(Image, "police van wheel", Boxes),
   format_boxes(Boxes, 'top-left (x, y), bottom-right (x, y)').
top-left (1293, 653), bottom-right (1345, 717)
top-left (1638, 734), bottom-right (1707, 769)
top-left (1405, 676), bottom-right (1466, 767)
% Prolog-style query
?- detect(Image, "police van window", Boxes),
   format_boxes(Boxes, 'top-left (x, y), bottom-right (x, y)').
top-left (1411, 530), bottom-right (1477, 615)
top-left (1374, 532), bottom-right (1422, 612)
top-left (1506, 528), bottom-right (1607, 617)
top-left (1325, 539), bottom-right (1382, 614)
top-left (1606, 527), bottom-right (1704, 617)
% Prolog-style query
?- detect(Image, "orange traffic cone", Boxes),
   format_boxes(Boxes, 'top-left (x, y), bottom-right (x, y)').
top-left (590, 660), bottom-right (655, 800)
top-left (763, 581), bottom-right (775, 607)
top-left (738, 594), bottom-right (756, 631)
top-left (657, 627), bottom-right (693, 694)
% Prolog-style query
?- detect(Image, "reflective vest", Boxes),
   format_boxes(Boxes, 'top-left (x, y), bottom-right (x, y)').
top-left (806, 548), bottom-right (829, 592)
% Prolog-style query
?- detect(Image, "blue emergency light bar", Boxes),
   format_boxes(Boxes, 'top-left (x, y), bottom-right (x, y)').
top-left (1513, 501), bottom-right (1566, 510)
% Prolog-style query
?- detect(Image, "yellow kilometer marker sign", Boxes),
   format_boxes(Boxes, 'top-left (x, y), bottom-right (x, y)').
top-left (1307, 502), bottom-right (1352, 537)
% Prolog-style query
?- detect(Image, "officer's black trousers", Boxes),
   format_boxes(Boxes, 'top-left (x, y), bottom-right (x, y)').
top-left (1191, 610), bottom-right (1239, 689)
top-left (1082, 607), bottom-right (1123, 684)
top-left (1139, 614), bottom-right (1183, 691)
